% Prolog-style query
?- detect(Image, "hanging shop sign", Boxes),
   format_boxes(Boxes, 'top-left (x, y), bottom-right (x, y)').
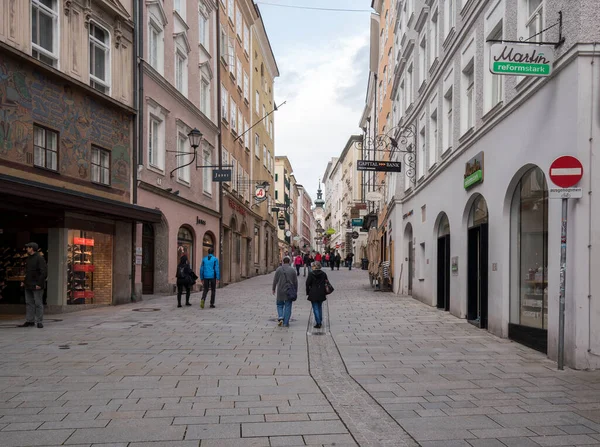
top-left (490, 43), bottom-right (554, 77)
top-left (365, 191), bottom-right (383, 202)
top-left (212, 169), bottom-right (232, 182)
top-left (357, 160), bottom-right (402, 172)
top-left (255, 185), bottom-right (267, 203)
top-left (325, 228), bottom-right (336, 235)
top-left (352, 231), bottom-right (359, 240)
top-left (464, 152), bottom-right (484, 190)
top-left (351, 218), bottom-right (363, 227)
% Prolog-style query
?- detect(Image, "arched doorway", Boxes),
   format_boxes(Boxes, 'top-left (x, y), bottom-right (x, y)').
top-left (177, 226), bottom-right (195, 268)
top-left (240, 224), bottom-right (249, 279)
top-left (404, 223), bottom-right (414, 295)
top-left (437, 213), bottom-right (451, 310)
top-left (142, 224), bottom-right (154, 294)
top-left (509, 167), bottom-right (548, 353)
top-left (223, 218), bottom-right (235, 284)
top-left (467, 195), bottom-right (489, 328)
top-left (202, 231), bottom-right (215, 259)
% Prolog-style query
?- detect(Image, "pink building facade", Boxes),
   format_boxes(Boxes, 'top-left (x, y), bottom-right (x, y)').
top-left (136, 0), bottom-right (220, 295)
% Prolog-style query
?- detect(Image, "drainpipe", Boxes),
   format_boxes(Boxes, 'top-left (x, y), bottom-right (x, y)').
top-left (588, 43), bottom-right (599, 356)
top-left (130, 0), bottom-right (142, 302)
top-left (216, 2), bottom-right (224, 287)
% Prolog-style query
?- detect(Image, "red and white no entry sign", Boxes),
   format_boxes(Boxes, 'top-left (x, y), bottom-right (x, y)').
top-left (549, 156), bottom-right (583, 188)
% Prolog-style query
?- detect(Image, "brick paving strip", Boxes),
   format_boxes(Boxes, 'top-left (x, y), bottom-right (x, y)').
top-left (307, 301), bottom-right (420, 447)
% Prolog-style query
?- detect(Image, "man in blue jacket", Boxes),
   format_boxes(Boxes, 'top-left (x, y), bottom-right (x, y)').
top-left (200, 248), bottom-right (220, 308)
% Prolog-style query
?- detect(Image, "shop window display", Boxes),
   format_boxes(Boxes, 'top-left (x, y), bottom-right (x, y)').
top-left (510, 167), bottom-right (548, 329)
top-left (67, 230), bottom-right (112, 305)
top-left (178, 226), bottom-right (194, 267)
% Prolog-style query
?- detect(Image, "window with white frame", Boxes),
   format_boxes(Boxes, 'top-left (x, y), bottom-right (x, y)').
top-left (263, 105), bottom-right (267, 127)
top-left (462, 62), bottom-right (475, 133)
top-left (228, 0), bottom-right (234, 21)
top-left (255, 134), bottom-right (260, 158)
top-left (148, 114), bottom-right (165, 170)
top-left (445, 0), bottom-right (456, 37)
top-left (429, 106), bottom-right (438, 167)
top-left (199, 11), bottom-right (207, 47)
top-left (91, 146), bottom-right (110, 185)
top-left (269, 120), bottom-right (273, 139)
top-left (443, 86), bottom-right (453, 151)
top-left (521, 0), bottom-right (543, 41)
top-left (406, 0), bottom-right (414, 22)
top-left (174, 0), bottom-right (186, 20)
top-left (227, 38), bottom-right (235, 67)
top-left (149, 23), bottom-right (163, 72)
top-left (490, 28), bottom-right (504, 107)
top-left (418, 35), bottom-right (427, 87)
top-left (221, 84), bottom-right (229, 122)
top-left (243, 23), bottom-right (249, 55)
top-left (238, 108), bottom-right (243, 136)
top-left (418, 121), bottom-right (426, 178)
top-left (255, 91), bottom-right (260, 113)
top-left (406, 62), bottom-right (414, 107)
top-left (484, 0), bottom-right (504, 112)
top-left (177, 132), bottom-right (191, 184)
top-left (400, 79), bottom-right (406, 116)
top-left (222, 147), bottom-right (230, 185)
top-left (231, 157), bottom-right (237, 190)
top-left (220, 26), bottom-right (228, 66)
top-left (31, 0), bottom-right (59, 67)
top-left (263, 146), bottom-right (267, 167)
top-left (236, 7), bottom-right (242, 38)
top-left (202, 144), bottom-right (212, 194)
top-left (243, 71), bottom-right (249, 101)
top-left (244, 120), bottom-right (249, 149)
top-left (230, 101), bottom-right (237, 133)
top-left (236, 56), bottom-right (242, 88)
top-left (33, 124), bottom-right (58, 171)
top-left (89, 22), bottom-right (110, 94)
top-left (200, 78), bottom-right (210, 117)
top-left (175, 51), bottom-right (188, 95)
top-left (430, 6), bottom-right (439, 67)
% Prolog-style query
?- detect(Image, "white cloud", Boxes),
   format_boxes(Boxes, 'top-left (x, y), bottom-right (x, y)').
top-left (273, 32), bottom-right (369, 200)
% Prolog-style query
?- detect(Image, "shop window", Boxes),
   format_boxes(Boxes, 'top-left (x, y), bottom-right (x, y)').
top-left (33, 125), bottom-right (58, 171)
top-left (202, 231), bottom-right (215, 259)
top-left (510, 167), bottom-right (548, 329)
top-left (68, 230), bottom-right (113, 305)
top-left (91, 146), bottom-right (110, 186)
top-left (469, 195), bottom-right (488, 227)
top-left (178, 226), bottom-right (194, 267)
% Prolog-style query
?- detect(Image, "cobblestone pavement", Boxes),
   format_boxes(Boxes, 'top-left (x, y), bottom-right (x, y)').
top-left (0, 269), bottom-right (600, 447)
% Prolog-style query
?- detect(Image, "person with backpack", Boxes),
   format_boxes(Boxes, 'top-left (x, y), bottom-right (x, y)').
top-left (335, 252), bottom-right (342, 270)
top-left (294, 253), bottom-right (303, 275)
top-left (306, 261), bottom-right (329, 329)
top-left (272, 256), bottom-right (298, 327)
top-left (176, 255), bottom-right (194, 308)
top-left (346, 252), bottom-right (355, 270)
top-left (200, 248), bottom-right (220, 309)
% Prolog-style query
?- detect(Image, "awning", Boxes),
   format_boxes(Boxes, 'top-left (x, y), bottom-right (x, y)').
top-left (0, 174), bottom-right (163, 223)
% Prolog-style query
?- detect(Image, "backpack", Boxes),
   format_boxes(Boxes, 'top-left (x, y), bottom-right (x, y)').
top-left (177, 265), bottom-right (187, 280)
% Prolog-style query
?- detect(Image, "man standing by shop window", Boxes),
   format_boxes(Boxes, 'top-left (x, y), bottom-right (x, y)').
top-left (200, 248), bottom-right (220, 309)
top-left (19, 242), bottom-right (47, 328)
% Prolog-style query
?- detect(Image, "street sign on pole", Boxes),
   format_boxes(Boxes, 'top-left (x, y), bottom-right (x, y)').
top-left (549, 155), bottom-right (583, 370)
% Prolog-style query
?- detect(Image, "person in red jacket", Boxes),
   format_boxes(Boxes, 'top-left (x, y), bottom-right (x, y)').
top-left (314, 252), bottom-right (322, 263)
top-left (294, 254), bottom-right (303, 275)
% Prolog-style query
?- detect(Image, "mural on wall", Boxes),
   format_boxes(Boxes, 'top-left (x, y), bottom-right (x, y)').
top-left (0, 56), bottom-right (131, 193)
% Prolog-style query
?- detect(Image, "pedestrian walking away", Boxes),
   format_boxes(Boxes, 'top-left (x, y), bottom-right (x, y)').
top-left (314, 252), bottom-right (322, 264)
top-left (175, 255), bottom-right (195, 308)
top-left (306, 261), bottom-right (329, 329)
top-left (346, 252), bottom-right (355, 271)
top-left (294, 253), bottom-right (303, 276)
top-left (19, 242), bottom-right (47, 328)
top-left (335, 251), bottom-right (341, 270)
top-left (330, 254), bottom-right (335, 271)
top-left (303, 252), bottom-right (312, 276)
top-left (200, 248), bottom-right (220, 308)
top-left (272, 256), bottom-right (298, 327)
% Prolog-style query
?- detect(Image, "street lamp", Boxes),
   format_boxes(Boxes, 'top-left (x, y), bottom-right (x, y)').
top-left (188, 128), bottom-right (203, 149)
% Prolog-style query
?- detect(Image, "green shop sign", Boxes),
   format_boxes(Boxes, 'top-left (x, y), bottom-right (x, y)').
top-left (351, 218), bottom-right (363, 227)
top-left (490, 43), bottom-right (554, 77)
top-left (464, 152), bottom-right (484, 190)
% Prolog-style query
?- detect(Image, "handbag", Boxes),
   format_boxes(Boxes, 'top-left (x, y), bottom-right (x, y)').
top-left (282, 270), bottom-right (297, 301)
top-left (324, 279), bottom-right (334, 295)
top-left (190, 271), bottom-right (198, 285)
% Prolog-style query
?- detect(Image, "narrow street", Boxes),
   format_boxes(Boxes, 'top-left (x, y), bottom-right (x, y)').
top-left (1, 269), bottom-right (600, 447)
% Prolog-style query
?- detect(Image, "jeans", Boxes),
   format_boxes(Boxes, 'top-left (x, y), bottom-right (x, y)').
top-left (295, 265), bottom-right (301, 275)
top-left (202, 278), bottom-right (216, 305)
top-left (312, 301), bottom-right (323, 326)
top-left (348, 262), bottom-right (352, 271)
top-left (177, 284), bottom-right (190, 304)
top-left (276, 300), bottom-right (293, 326)
top-left (25, 288), bottom-right (44, 323)
top-left (330, 262), bottom-right (334, 271)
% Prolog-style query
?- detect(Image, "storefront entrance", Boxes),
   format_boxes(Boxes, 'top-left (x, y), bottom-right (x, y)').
top-left (509, 167), bottom-right (548, 353)
top-left (142, 224), bottom-right (154, 294)
top-left (437, 213), bottom-right (451, 311)
top-left (404, 224), bottom-right (414, 295)
top-left (467, 195), bottom-right (489, 328)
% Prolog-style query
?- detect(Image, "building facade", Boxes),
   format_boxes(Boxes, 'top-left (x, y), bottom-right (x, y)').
top-left (371, 0), bottom-right (600, 369)
top-left (274, 155), bottom-right (293, 257)
top-left (137, 0), bottom-right (221, 295)
top-left (0, 0), bottom-right (161, 311)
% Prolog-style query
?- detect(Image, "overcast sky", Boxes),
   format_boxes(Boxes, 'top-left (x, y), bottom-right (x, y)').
top-left (258, 0), bottom-right (372, 202)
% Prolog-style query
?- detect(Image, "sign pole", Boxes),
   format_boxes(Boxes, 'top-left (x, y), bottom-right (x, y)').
top-left (558, 197), bottom-right (567, 370)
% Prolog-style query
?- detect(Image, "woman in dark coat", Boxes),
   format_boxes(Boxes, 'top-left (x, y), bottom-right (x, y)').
top-left (176, 255), bottom-right (193, 307)
top-left (306, 261), bottom-right (328, 329)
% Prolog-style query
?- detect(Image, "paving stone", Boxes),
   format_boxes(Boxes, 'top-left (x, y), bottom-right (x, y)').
top-left (184, 423), bottom-right (241, 440)
top-left (242, 421), bottom-right (347, 437)
top-left (0, 429), bottom-right (74, 446)
top-left (467, 440), bottom-right (506, 447)
top-left (66, 426), bottom-right (185, 444)
top-left (268, 435), bottom-right (306, 446)
top-left (529, 434), bottom-right (598, 445)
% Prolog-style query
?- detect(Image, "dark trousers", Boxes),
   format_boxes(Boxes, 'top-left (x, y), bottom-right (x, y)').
top-left (177, 284), bottom-right (191, 305)
top-left (330, 262), bottom-right (334, 271)
top-left (202, 278), bottom-right (216, 305)
top-left (295, 265), bottom-right (301, 275)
